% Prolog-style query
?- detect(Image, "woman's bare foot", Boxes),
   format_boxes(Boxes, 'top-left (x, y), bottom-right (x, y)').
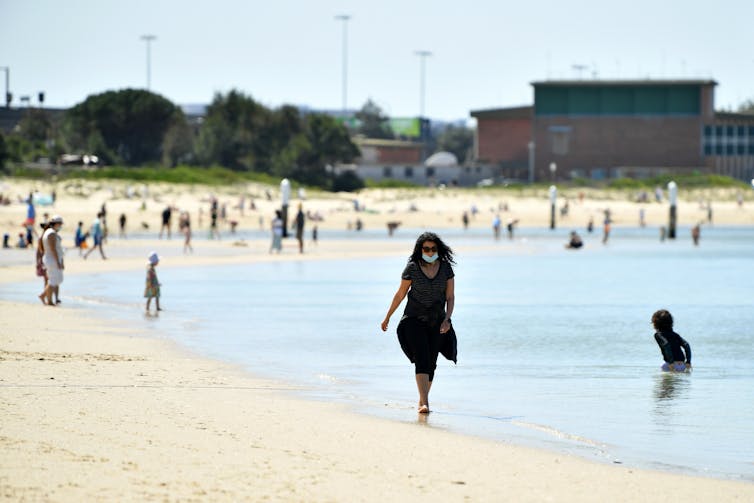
top-left (38, 294), bottom-right (46, 305)
top-left (418, 404), bottom-right (430, 414)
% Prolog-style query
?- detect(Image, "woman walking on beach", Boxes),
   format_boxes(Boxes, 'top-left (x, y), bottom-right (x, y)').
top-left (381, 232), bottom-right (455, 414)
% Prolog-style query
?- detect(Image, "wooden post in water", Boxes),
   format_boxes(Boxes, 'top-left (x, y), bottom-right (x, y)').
top-left (280, 178), bottom-right (291, 238)
top-left (549, 185), bottom-right (557, 230)
top-left (668, 181), bottom-right (677, 239)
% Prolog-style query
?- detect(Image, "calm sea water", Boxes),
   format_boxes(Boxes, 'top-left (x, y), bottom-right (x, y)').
top-left (5, 225), bottom-right (754, 480)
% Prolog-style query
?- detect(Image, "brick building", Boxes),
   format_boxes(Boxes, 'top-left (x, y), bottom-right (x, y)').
top-left (471, 79), bottom-right (754, 182)
top-left (470, 106), bottom-right (532, 180)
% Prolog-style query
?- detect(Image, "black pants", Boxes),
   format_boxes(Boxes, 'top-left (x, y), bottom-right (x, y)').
top-left (402, 317), bottom-right (442, 381)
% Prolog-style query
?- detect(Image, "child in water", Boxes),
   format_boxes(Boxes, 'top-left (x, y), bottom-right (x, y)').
top-left (145, 251), bottom-right (162, 312)
top-left (652, 309), bottom-right (691, 372)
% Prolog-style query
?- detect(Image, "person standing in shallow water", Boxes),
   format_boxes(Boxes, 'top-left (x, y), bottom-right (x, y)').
top-left (381, 232), bottom-right (455, 414)
top-left (293, 203), bottom-right (305, 254)
top-left (145, 252), bottom-right (162, 312)
top-left (270, 210), bottom-right (283, 253)
top-left (652, 309), bottom-right (691, 372)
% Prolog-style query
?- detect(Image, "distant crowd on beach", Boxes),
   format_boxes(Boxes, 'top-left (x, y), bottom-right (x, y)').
top-left (7, 190), bottom-right (325, 308)
top-left (3, 182), bottom-right (752, 310)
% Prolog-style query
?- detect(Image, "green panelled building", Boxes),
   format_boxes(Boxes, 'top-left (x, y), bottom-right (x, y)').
top-left (528, 80), bottom-right (754, 182)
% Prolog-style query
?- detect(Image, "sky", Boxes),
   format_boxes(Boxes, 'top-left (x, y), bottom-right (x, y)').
top-left (1, 0), bottom-right (753, 121)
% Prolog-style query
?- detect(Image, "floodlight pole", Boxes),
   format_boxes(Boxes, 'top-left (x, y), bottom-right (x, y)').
top-left (415, 50), bottom-right (432, 118)
top-left (0, 66), bottom-right (9, 108)
top-left (335, 15), bottom-right (351, 115)
top-left (140, 34), bottom-right (157, 90)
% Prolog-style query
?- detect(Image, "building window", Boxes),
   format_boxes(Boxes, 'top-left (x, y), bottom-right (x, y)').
top-left (703, 125), bottom-right (712, 137)
top-left (404, 166), bottom-right (413, 178)
top-left (749, 144), bottom-right (754, 155)
top-left (737, 125), bottom-right (746, 137)
top-left (715, 144), bottom-right (723, 155)
top-left (726, 125), bottom-right (735, 137)
top-left (749, 126), bottom-right (754, 137)
top-left (726, 144), bottom-right (734, 155)
top-left (715, 125), bottom-right (724, 137)
top-left (548, 126), bottom-right (571, 155)
top-left (737, 144), bottom-right (745, 155)
top-left (426, 167), bottom-right (435, 178)
top-left (383, 166), bottom-right (392, 178)
top-left (703, 144), bottom-right (712, 156)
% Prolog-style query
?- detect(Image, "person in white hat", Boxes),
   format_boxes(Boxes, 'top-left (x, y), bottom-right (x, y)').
top-left (145, 251), bottom-right (162, 312)
top-left (42, 215), bottom-right (64, 305)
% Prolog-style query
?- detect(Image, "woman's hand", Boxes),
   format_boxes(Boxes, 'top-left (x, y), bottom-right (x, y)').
top-left (380, 318), bottom-right (389, 332)
top-left (440, 319), bottom-right (450, 334)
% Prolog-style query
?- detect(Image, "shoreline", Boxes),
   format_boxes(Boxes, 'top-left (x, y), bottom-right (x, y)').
top-left (2, 179), bottom-right (753, 245)
top-left (2, 240), bottom-right (754, 500)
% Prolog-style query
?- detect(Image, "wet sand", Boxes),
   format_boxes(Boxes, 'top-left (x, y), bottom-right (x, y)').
top-left (1, 179), bottom-right (754, 500)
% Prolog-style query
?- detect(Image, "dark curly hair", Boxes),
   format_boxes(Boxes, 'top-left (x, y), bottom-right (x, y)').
top-left (409, 231), bottom-right (455, 264)
top-left (651, 309), bottom-right (673, 332)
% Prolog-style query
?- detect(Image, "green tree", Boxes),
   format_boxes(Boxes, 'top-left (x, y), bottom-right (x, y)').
top-left (0, 133), bottom-right (7, 171)
top-left (436, 124), bottom-right (474, 165)
top-left (271, 113), bottom-right (359, 186)
top-left (195, 90), bottom-right (270, 171)
top-left (355, 99), bottom-right (393, 139)
top-left (196, 90), bottom-right (359, 188)
top-left (62, 89), bottom-right (182, 165)
top-left (162, 112), bottom-right (195, 167)
top-left (19, 109), bottom-right (53, 143)
top-left (332, 170), bottom-right (364, 192)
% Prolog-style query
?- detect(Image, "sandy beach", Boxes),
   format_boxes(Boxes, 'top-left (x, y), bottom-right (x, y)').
top-left (2, 178), bottom-right (754, 501)
top-left (1, 178), bottom-right (753, 244)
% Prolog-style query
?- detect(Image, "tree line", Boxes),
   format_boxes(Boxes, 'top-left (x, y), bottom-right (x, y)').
top-left (0, 89), bottom-right (364, 190)
top-left (0, 89), bottom-right (476, 191)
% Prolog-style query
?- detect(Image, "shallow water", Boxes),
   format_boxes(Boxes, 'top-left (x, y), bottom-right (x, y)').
top-left (5, 225), bottom-right (754, 480)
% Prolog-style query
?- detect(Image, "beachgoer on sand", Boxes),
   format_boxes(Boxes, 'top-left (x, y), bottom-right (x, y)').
top-left (41, 215), bottom-right (64, 305)
top-left (84, 212), bottom-right (107, 260)
top-left (74, 221), bottom-right (88, 254)
top-left (36, 221), bottom-right (48, 304)
top-left (652, 309), bottom-right (691, 372)
top-left (179, 210), bottom-right (193, 253)
top-left (159, 206), bottom-right (172, 239)
top-left (270, 210), bottom-right (283, 253)
top-left (381, 232), bottom-right (456, 414)
top-left (145, 252), bottom-right (162, 312)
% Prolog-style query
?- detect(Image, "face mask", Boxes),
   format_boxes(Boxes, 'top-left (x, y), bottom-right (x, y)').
top-left (422, 253), bottom-right (438, 263)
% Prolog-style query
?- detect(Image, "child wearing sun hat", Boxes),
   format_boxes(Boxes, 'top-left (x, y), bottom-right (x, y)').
top-left (145, 251), bottom-right (162, 312)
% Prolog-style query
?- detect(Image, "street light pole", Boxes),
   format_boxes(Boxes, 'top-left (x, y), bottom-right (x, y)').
top-left (415, 50), bottom-right (432, 118)
top-left (140, 34), bottom-right (157, 90)
top-left (334, 15), bottom-right (350, 115)
top-left (0, 66), bottom-right (9, 107)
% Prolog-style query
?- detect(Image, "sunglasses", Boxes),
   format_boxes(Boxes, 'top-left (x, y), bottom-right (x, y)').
top-left (422, 246), bottom-right (437, 253)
